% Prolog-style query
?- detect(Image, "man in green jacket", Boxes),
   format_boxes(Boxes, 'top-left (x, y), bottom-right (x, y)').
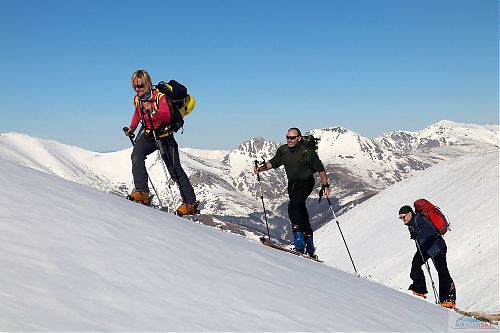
top-left (253, 127), bottom-right (331, 256)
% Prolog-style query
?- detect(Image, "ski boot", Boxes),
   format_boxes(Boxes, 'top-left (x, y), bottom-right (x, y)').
top-left (440, 300), bottom-right (456, 309)
top-left (440, 284), bottom-right (456, 309)
top-left (411, 291), bottom-right (427, 299)
top-left (127, 191), bottom-right (150, 206)
top-left (293, 232), bottom-right (305, 253)
top-left (304, 234), bottom-right (318, 259)
top-left (176, 201), bottom-right (199, 216)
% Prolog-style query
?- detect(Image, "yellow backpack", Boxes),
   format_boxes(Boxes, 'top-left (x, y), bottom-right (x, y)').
top-left (156, 80), bottom-right (196, 132)
top-left (134, 80), bottom-right (196, 133)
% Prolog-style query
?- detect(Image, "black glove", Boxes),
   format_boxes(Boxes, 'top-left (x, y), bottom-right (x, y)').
top-left (410, 231), bottom-right (419, 240)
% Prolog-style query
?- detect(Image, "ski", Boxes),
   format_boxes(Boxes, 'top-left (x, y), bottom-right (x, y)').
top-left (124, 195), bottom-right (213, 224)
top-left (179, 213), bottom-right (214, 225)
top-left (260, 237), bottom-right (323, 263)
top-left (454, 309), bottom-right (499, 324)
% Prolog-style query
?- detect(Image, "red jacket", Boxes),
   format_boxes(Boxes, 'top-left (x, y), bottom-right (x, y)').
top-left (129, 90), bottom-right (171, 132)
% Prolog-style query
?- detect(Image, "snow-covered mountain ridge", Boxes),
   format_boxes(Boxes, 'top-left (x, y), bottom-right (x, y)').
top-left (0, 120), bottom-right (497, 242)
top-left (376, 120), bottom-right (498, 153)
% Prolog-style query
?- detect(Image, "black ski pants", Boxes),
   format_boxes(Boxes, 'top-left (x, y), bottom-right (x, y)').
top-left (131, 133), bottom-right (196, 204)
top-left (287, 177), bottom-right (315, 235)
top-left (409, 247), bottom-right (456, 303)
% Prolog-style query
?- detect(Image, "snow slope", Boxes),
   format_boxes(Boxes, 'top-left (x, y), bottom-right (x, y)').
top-left (316, 150), bottom-right (499, 312)
top-left (0, 158), bottom-right (463, 331)
top-left (0, 132), bottom-right (132, 192)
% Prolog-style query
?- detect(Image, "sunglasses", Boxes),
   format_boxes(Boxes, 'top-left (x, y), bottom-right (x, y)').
top-left (399, 213), bottom-right (409, 220)
top-left (286, 135), bottom-right (298, 141)
top-left (134, 84), bottom-right (145, 89)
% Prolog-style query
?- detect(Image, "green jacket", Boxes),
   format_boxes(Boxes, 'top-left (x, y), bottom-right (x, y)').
top-left (269, 142), bottom-right (325, 181)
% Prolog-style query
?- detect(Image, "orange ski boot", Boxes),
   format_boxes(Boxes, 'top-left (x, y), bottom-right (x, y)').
top-left (176, 202), bottom-right (198, 216)
top-left (128, 191), bottom-right (150, 206)
top-left (440, 300), bottom-right (456, 309)
top-left (411, 291), bottom-right (427, 299)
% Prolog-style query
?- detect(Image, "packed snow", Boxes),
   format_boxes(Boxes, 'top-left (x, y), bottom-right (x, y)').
top-left (0, 158), bottom-right (465, 331)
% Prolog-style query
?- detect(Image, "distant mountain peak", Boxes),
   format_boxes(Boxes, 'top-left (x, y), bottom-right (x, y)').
top-left (1, 120), bottom-right (498, 244)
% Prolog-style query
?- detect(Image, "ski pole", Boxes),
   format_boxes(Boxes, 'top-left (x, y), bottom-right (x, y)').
top-left (415, 240), bottom-right (439, 304)
top-left (124, 127), bottom-right (136, 146)
top-left (324, 196), bottom-right (358, 274)
top-left (143, 108), bottom-right (182, 211)
top-left (144, 111), bottom-right (166, 156)
top-left (123, 126), bottom-right (164, 210)
top-left (254, 160), bottom-right (271, 241)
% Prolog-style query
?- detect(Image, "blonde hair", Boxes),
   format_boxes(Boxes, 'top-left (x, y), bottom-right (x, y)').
top-left (131, 69), bottom-right (153, 91)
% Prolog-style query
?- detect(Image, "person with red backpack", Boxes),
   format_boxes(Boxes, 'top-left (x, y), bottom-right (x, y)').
top-left (398, 205), bottom-right (456, 309)
top-left (124, 69), bottom-right (197, 215)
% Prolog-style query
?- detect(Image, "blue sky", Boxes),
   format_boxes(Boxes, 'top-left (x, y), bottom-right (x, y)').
top-left (1, 0), bottom-right (498, 152)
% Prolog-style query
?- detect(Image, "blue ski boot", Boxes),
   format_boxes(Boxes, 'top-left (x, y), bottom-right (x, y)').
top-left (293, 232), bottom-right (305, 253)
top-left (304, 234), bottom-right (317, 258)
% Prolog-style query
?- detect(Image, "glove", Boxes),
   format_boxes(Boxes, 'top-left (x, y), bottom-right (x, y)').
top-left (318, 184), bottom-right (331, 203)
top-left (410, 231), bottom-right (418, 240)
top-left (124, 128), bottom-right (134, 137)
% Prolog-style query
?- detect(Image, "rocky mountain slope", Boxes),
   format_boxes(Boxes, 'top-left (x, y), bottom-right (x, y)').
top-left (1, 120), bottom-right (497, 242)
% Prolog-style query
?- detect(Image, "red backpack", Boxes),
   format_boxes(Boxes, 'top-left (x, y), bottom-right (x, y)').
top-left (414, 199), bottom-right (449, 235)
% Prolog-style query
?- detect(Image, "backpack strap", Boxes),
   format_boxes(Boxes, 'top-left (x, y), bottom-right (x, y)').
top-left (153, 90), bottom-right (164, 110)
top-left (164, 96), bottom-right (184, 134)
top-left (133, 95), bottom-right (146, 128)
top-left (165, 96), bottom-right (174, 118)
top-left (152, 90), bottom-right (175, 138)
top-left (152, 89), bottom-right (174, 127)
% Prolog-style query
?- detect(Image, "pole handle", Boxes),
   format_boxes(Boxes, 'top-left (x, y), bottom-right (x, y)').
top-left (319, 187), bottom-right (332, 205)
top-left (254, 160), bottom-right (261, 182)
top-left (123, 127), bottom-right (135, 138)
top-left (123, 127), bottom-right (135, 145)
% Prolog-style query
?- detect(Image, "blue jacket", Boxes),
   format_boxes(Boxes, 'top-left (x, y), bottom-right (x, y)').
top-left (407, 213), bottom-right (446, 258)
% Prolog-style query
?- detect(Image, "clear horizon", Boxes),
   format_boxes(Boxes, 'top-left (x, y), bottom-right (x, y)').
top-left (1, 0), bottom-right (498, 152)
top-left (2, 119), bottom-right (497, 153)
